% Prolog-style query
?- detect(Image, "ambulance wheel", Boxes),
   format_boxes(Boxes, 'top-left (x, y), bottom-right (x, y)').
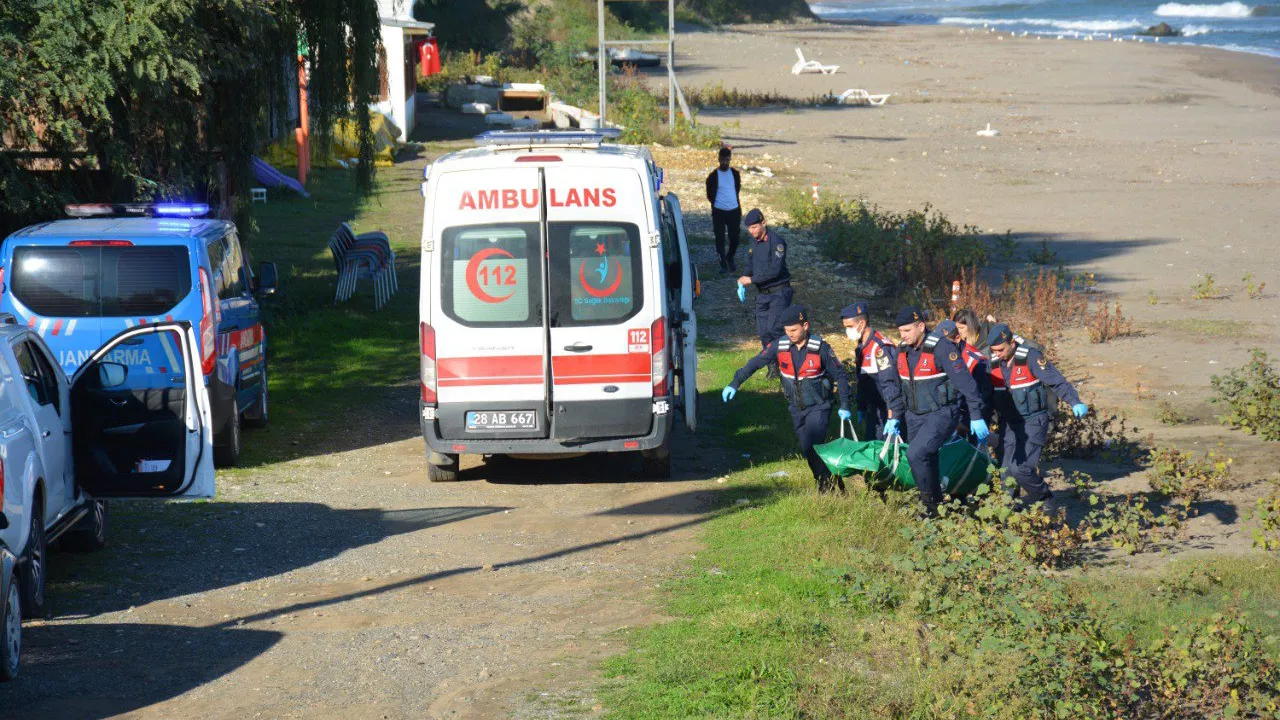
top-left (61, 500), bottom-right (108, 553)
top-left (215, 399), bottom-right (242, 467)
top-left (20, 499), bottom-right (46, 619)
top-left (1, 565), bottom-right (19, 682)
top-left (640, 441), bottom-right (672, 479)
top-left (428, 453), bottom-right (460, 483)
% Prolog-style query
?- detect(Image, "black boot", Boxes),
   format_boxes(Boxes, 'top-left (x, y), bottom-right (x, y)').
top-left (718, 254), bottom-right (729, 273)
top-left (727, 255), bottom-right (737, 273)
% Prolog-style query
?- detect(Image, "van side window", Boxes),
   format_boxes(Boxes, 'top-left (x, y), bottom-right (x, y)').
top-left (548, 222), bottom-right (644, 327)
top-left (223, 234), bottom-right (247, 298)
top-left (441, 224), bottom-right (542, 327)
top-left (206, 238), bottom-right (226, 293)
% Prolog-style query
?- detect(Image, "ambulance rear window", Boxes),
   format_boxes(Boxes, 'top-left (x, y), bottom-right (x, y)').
top-left (11, 245), bottom-right (191, 317)
top-left (441, 223), bottom-right (541, 327)
top-left (548, 222), bottom-right (643, 327)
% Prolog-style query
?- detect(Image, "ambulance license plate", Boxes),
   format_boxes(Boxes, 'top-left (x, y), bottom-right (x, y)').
top-left (466, 410), bottom-right (538, 431)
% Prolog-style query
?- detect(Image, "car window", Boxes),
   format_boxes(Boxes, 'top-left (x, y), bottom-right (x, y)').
top-left (13, 341), bottom-right (52, 408)
top-left (27, 341), bottom-right (61, 414)
top-left (441, 223), bottom-right (542, 327)
top-left (11, 245), bottom-right (192, 317)
top-left (548, 222), bottom-right (643, 327)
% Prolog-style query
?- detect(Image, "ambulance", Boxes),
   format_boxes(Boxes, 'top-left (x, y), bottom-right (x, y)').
top-left (418, 130), bottom-right (698, 480)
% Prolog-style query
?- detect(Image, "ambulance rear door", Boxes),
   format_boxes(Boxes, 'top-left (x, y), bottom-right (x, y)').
top-left (428, 166), bottom-right (550, 440)
top-left (544, 165), bottom-right (658, 440)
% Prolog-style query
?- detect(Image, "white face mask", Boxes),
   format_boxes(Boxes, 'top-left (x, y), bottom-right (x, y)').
top-left (846, 326), bottom-right (862, 342)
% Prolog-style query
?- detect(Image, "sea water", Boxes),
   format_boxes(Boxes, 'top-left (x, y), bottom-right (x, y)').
top-left (810, 0), bottom-right (1280, 58)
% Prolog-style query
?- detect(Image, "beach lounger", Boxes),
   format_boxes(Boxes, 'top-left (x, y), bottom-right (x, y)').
top-left (831, 88), bottom-right (892, 106)
top-left (791, 48), bottom-right (839, 75)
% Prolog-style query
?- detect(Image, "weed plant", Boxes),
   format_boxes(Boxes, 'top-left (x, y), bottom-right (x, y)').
top-left (1210, 348), bottom-right (1280, 441)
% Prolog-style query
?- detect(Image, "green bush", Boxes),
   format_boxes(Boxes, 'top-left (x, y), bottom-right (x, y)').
top-left (1251, 481), bottom-right (1280, 552)
top-left (612, 73), bottom-right (721, 149)
top-left (1210, 348), bottom-right (1280, 441)
top-left (832, 484), bottom-right (1280, 717)
top-left (1147, 445), bottom-right (1231, 507)
top-left (783, 190), bottom-right (987, 295)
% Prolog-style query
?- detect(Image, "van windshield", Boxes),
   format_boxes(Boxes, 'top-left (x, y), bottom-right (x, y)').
top-left (548, 222), bottom-right (643, 327)
top-left (11, 245), bottom-right (192, 317)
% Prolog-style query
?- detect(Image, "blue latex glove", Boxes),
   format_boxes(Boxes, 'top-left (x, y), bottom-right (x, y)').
top-left (969, 419), bottom-right (990, 442)
top-left (883, 418), bottom-right (901, 437)
top-left (838, 408), bottom-right (852, 422)
top-left (736, 283), bottom-right (746, 303)
top-left (722, 386), bottom-right (736, 402)
top-left (1072, 403), bottom-right (1089, 418)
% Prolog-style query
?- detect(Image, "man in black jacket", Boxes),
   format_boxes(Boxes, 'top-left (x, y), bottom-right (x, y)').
top-left (705, 146), bottom-right (742, 273)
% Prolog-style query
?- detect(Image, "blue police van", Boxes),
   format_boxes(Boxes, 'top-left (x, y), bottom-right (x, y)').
top-left (0, 203), bottom-right (277, 466)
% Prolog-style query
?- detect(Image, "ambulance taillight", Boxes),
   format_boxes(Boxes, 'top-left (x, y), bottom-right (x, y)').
top-left (651, 317), bottom-right (668, 396)
top-left (420, 322), bottom-right (437, 405)
top-left (198, 268), bottom-right (216, 375)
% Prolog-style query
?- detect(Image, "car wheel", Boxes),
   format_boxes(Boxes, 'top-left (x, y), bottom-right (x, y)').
top-left (243, 363), bottom-right (269, 429)
top-left (1, 567), bottom-right (19, 682)
top-left (61, 500), bottom-right (108, 553)
top-left (20, 501), bottom-right (47, 619)
top-left (427, 453), bottom-right (460, 483)
top-left (640, 438), bottom-right (672, 479)
top-left (214, 398), bottom-right (242, 467)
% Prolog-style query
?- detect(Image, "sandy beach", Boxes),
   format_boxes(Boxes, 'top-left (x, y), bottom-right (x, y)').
top-left (669, 22), bottom-right (1279, 387)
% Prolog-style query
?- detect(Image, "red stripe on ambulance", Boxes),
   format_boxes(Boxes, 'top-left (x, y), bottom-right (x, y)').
top-left (438, 355), bottom-right (543, 386)
top-left (552, 354), bottom-right (649, 384)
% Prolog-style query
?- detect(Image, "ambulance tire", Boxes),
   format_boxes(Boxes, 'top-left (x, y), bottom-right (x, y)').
top-left (215, 399), bottom-right (242, 468)
top-left (61, 500), bottom-right (108, 553)
top-left (428, 454), bottom-right (460, 483)
top-left (640, 439), bottom-right (672, 479)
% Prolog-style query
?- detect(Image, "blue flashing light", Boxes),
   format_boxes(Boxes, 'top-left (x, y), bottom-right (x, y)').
top-left (154, 203), bottom-right (210, 218)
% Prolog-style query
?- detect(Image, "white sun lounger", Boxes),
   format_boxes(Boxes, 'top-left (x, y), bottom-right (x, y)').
top-left (831, 88), bottom-right (892, 106)
top-left (792, 48), bottom-right (839, 75)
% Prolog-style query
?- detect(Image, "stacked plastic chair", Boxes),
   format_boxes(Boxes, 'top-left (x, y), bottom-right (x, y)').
top-left (328, 222), bottom-right (398, 309)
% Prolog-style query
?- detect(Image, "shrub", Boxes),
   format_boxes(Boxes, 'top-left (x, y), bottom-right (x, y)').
top-left (948, 266), bottom-right (1088, 357)
top-left (1027, 238), bottom-right (1058, 265)
top-left (1087, 299), bottom-right (1135, 344)
top-left (786, 191), bottom-right (987, 296)
top-left (682, 82), bottom-right (823, 108)
top-left (1044, 405), bottom-right (1146, 465)
top-left (612, 70), bottom-right (721, 148)
top-left (1191, 273), bottom-right (1221, 300)
top-left (1155, 398), bottom-right (1192, 425)
top-left (1210, 348), bottom-right (1280, 441)
top-left (1244, 272), bottom-right (1266, 300)
top-left (1146, 445), bottom-right (1231, 509)
top-left (1251, 480), bottom-right (1280, 551)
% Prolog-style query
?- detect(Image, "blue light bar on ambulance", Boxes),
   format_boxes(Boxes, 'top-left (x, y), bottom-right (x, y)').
top-left (154, 203), bottom-right (210, 217)
top-left (474, 129), bottom-right (622, 147)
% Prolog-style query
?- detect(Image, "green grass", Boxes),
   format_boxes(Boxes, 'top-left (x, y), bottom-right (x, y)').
top-left (234, 159), bottom-right (429, 467)
top-left (601, 342), bottom-right (1280, 719)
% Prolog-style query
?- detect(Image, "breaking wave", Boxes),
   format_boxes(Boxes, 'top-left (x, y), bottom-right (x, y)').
top-left (939, 16), bottom-right (1146, 30)
top-left (1155, 2), bottom-right (1255, 18)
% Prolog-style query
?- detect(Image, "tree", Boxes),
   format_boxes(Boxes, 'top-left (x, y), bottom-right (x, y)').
top-left (0, 0), bottom-right (382, 235)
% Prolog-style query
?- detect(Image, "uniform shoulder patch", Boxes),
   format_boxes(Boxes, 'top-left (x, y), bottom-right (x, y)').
top-left (949, 351), bottom-right (959, 362)
top-left (876, 350), bottom-right (890, 370)
top-left (1036, 355), bottom-right (1048, 368)
top-left (775, 243), bottom-right (785, 257)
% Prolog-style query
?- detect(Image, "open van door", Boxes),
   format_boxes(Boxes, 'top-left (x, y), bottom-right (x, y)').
top-left (70, 323), bottom-right (215, 499)
top-left (662, 194), bottom-right (698, 433)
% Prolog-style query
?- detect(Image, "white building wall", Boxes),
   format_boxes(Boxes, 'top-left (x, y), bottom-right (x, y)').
top-left (381, 25), bottom-right (408, 142)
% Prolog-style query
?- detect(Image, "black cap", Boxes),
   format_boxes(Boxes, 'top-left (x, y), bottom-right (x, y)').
top-left (936, 319), bottom-right (958, 338)
top-left (894, 306), bottom-right (924, 327)
top-left (987, 322), bottom-right (1014, 346)
top-left (840, 302), bottom-right (868, 320)
top-left (779, 305), bottom-right (808, 328)
top-left (743, 208), bottom-right (765, 226)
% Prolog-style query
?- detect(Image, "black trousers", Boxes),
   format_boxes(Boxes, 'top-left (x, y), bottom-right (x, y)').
top-left (905, 407), bottom-right (959, 508)
top-left (712, 207), bottom-right (741, 261)
top-left (793, 405), bottom-right (841, 492)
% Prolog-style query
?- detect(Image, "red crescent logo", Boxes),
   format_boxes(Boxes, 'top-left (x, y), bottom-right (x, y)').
top-left (579, 259), bottom-right (623, 298)
top-left (465, 247), bottom-right (516, 303)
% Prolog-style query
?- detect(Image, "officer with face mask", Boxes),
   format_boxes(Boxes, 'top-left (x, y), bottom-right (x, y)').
top-left (722, 305), bottom-right (852, 493)
top-left (840, 302), bottom-right (898, 440)
top-left (884, 306), bottom-right (989, 517)
top-left (987, 323), bottom-right (1088, 510)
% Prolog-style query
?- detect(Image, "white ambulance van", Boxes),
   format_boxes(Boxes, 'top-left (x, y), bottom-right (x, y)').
top-left (418, 130), bottom-right (698, 481)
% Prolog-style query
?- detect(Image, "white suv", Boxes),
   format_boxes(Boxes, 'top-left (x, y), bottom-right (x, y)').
top-left (0, 315), bottom-right (215, 631)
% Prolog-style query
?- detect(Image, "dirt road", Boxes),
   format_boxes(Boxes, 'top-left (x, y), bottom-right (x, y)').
top-left (11, 391), bottom-right (727, 719)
